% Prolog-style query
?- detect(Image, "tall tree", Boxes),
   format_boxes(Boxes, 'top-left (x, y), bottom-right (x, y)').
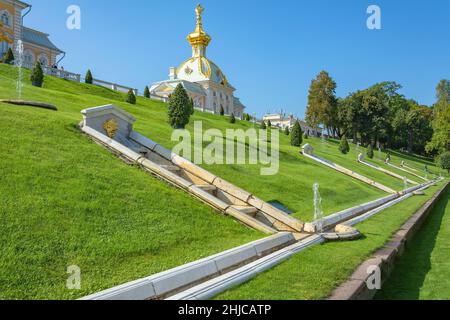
top-left (168, 84), bottom-right (191, 129)
top-left (290, 121), bottom-right (303, 147)
top-left (306, 71), bottom-right (338, 137)
top-left (143, 86), bottom-right (150, 98)
top-left (426, 80), bottom-right (450, 154)
top-left (85, 69), bottom-right (93, 84)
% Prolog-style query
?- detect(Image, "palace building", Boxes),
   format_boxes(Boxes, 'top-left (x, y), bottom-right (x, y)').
top-left (0, 0), bottom-right (63, 67)
top-left (150, 4), bottom-right (246, 119)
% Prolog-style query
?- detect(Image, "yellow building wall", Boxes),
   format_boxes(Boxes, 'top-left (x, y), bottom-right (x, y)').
top-left (0, 1), bottom-right (16, 40)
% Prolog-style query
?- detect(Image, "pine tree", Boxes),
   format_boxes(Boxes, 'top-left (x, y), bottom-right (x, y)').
top-left (267, 120), bottom-right (272, 128)
top-left (2, 48), bottom-right (14, 64)
top-left (367, 144), bottom-right (374, 159)
top-left (245, 113), bottom-right (251, 121)
top-left (339, 135), bottom-right (350, 154)
top-left (189, 97), bottom-right (195, 115)
top-left (144, 86), bottom-right (150, 98)
top-left (284, 126), bottom-right (290, 136)
top-left (229, 113), bottom-right (236, 124)
top-left (85, 69), bottom-right (93, 84)
top-left (304, 132), bottom-right (309, 139)
top-left (30, 61), bottom-right (44, 87)
top-left (261, 121), bottom-right (267, 130)
top-left (126, 89), bottom-right (136, 104)
top-left (290, 121), bottom-right (303, 147)
top-left (220, 105), bottom-right (225, 116)
top-left (168, 84), bottom-right (191, 129)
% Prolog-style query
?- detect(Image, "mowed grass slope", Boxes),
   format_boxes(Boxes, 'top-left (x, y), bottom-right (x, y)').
top-left (376, 185), bottom-right (450, 300)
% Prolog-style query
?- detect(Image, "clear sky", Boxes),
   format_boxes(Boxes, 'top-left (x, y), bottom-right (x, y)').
top-left (23, 0), bottom-right (449, 118)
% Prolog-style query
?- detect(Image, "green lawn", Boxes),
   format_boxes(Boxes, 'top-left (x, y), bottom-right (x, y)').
top-left (0, 63), bottom-right (445, 299)
top-left (376, 185), bottom-right (450, 300)
top-left (214, 183), bottom-right (445, 300)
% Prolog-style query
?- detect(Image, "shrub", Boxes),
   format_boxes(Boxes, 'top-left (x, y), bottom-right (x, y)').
top-left (261, 121), bottom-right (267, 130)
top-left (126, 89), bottom-right (136, 104)
top-left (220, 105), bottom-right (225, 116)
top-left (267, 120), bottom-right (272, 128)
top-left (85, 69), bottom-right (93, 84)
top-left (284, 126), bottom-right (290, 136)
top-left (2, 48), bottom-right (14, 64)
top-left (168, 84), bottom-right (191, 129)
top-left (339, 135), bottom-right (350, 154)
top-left (144, 86), bottom-right (150, 98)
top-left (290, 121), bottom-right (303, 147)
top-left (190, 98), bottom-right (195, 115)
top-left (437, 151), bottom-right (450, 173)
top-left (304, 132), bottom-right (309, 139)
top-left (245, 113), bottom-right (251, 121)
top-left (229, 113), bottom-right (236, 124)
top-left (367, 144), bottom-right (374, 159)
top-left (30, 62), bottom-right (44, 87)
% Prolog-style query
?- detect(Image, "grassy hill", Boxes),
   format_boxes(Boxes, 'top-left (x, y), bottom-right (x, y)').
top-left (0, 64), bottom-right (445, 299)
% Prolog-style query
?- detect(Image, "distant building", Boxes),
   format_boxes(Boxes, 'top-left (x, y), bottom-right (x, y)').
top-left (150, 4), bottom-right (246, 119)
top-left (0, 0), bottom-right (64, 67)
top-left (263, 113), bottom-right (321, 136)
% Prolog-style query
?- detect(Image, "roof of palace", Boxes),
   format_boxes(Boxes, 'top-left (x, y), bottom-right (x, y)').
top-left (151, 79), bottom-right (207, 96)
top-left (22, 27), bottom-right (64, 53)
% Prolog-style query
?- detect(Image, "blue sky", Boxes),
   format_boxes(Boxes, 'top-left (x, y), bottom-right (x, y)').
top-left (24, 0), bottom-right (449, 118)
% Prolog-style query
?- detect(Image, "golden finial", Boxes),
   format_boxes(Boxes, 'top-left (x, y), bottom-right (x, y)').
top-left (187, 3), bottom-right (211, 54)
top-left (195, 4), bottom-right (204, 32)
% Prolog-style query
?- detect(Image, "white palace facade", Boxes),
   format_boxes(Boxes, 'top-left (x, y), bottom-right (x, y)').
top-left (150, 4), bottom-right (246, 119)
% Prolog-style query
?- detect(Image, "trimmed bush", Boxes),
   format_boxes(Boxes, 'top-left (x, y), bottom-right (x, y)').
top-left (190, 98), bottom-right (195, 115)
top-left (168, 84), bottom-right (191, 129)
top-left (437, 151), bottom-right (450, 173)
top-left (2, 48), bottom-right (14, 64)
top-left (126, 89), bottom-right (136, 104)
top-left (267, 120), bottom-right (272, 128)
top-left (261, 121), bottom-right (267, 130)
top-left (85, 69), bottom-right (93, 84)
top-left (229, 113), bottom-right (236, 124)
top-left (220, 105), bottom-right (225, 116)
top-left (144, 86), bottom-right (150, 98)
top-left (30, 62), bottom-right (44, 87)
top-left (339, 135), bottom-right (350, 154)
top-left (367, 144), bottom-right (374, 159)
top-left (290, 121), bottom-right (303, 147)
top-left (304, 132), bottom-right (309, 139)
top-left (245, 113), bottom-right (251, 121)
top-left (284, 126), bottom-right (290, 136)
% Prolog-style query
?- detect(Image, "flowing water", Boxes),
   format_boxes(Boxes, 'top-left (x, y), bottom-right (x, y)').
top-left (15, 40), bottom-right (24, 99)
top-left (313, 183), bottom-right (324, 233)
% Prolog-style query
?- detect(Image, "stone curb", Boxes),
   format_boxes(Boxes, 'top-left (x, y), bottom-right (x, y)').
top-left (328, 181), bottom-right (449, 300)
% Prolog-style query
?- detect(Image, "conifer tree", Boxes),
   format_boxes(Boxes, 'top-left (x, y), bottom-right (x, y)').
top-left (290, 121), bottom-right (303, 147)
top-left (168, 84), bottom-right (191, 129)
top-left (229, 113), bottom-right (236, 124)
top-left (144, 86), bottom-right (150, 98)
top-left (220, 105), bottom-right (225, 116)
top-left (3, 48), bottom-right (14, 64)
top-left (261, 121), bottom-right (267, 130)
top-left (339, 135), bottom-right (350, 154)
top-left (284, 126), bottom-right (290, 136)
top-left (30, 61), bottom-right (44, 87)
top-left (126, 89), bottom-right (136, 104)
top-left (367, 144), bottom-right (374, 159)
top-left (85, 69), bottom-right (93, 84)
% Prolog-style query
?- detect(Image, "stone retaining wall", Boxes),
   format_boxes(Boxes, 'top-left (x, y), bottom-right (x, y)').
top-left (328, 181), bottom-right (449, 300)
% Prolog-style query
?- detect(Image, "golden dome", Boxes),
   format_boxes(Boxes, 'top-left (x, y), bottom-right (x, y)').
top-left (187, 4), bottom-right (211, 49)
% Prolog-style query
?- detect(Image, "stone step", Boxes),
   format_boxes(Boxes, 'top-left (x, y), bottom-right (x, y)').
top-left (160, 165), bottom-right (182, 172)
top-left (232, 205), bottom-right (259, 215)
top-left (196, 184), bottom-right (218, 193)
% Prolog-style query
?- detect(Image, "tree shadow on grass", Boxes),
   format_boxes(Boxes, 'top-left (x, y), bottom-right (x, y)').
top-left (375, 187), bottom-right (450, 300)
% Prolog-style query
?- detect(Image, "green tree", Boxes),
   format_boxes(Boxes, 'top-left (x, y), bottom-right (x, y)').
top-left (437, 151), bottom-right (450, 174)
top-left (290, 121), bottom-right (303, 147)
top-left (30, 61), bottom-right (44, 87)
top-left (245, 113), bottom-right (251, 121)
top-left (220, 105), bottom-right (225, 116)
top-left (2, 48), bottom-right (14, 64)
top-left (306, 71), bottom-right (338, 137)
top-left (339, 135), bottom-right (350, 154)
top-left (367, 144), bottom-right (374, 159)
top-left (85, 69), bottom-right (93, 84)
top-left (426, 80), bottom-right (450, 154)
top-left (284, 126), bottom-right (290, 136)
top-left (189, 97), bottom-right (195, 115)
top-left (126, 89), bottom-right (136, 104)
top-left (267, 120), bottom-right (272, 128)
top-left (261, 121), bottom-right (267, 130)
top-left (168, 84), bottom-right (191, 129)
top-left (229, 113), bottom-right (236, 124)
top-left (144, 86), bottom-right (150, 98)
top-left (304, 132), bottom-right (309, 139)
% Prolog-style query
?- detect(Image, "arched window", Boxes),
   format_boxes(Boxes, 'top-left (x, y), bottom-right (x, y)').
top-left (38, 53), bottom-right (49, 67)
top-left (1, 11), bottom-right (11, 27)
top-left (24, 50), bottom-right (35, 64)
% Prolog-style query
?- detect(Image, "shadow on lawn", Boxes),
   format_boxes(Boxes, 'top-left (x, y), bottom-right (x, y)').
top-left (375, 186), bottom-right (450, 300)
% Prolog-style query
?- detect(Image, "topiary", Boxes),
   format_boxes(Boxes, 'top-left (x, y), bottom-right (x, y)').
top-left (339, 135), bottom-right (350, 154)
top-left (267, 120), bottom-right (272, 128)
top-left (85, 69), bottom-right (93, 84)
top-left (144, 86), bottom-right (150, 98)
top-left (367, 144), bottom-right (374, 159)
top-left (229, 113), bottom-right (236, 124)
top-left (304, 132), bottom-right (309, 139)
top-left (2, 48), bottom-right (14, 64)
top-left (284, 126), bottom-right (290, 136)
top-left (30, 61), bottom-right (44, 87)
top-left (290, 121), bottom-right (303, 147)
top-left (126, 89), bottom-right (136, 104)
top-left (261, 121), bottom-right (267, 130)
top-left (168, 84), bottom-right (191, 129)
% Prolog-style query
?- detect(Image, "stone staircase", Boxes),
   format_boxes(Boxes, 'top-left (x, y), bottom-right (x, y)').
top-left (80, 105), bottom-right (305, 235)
